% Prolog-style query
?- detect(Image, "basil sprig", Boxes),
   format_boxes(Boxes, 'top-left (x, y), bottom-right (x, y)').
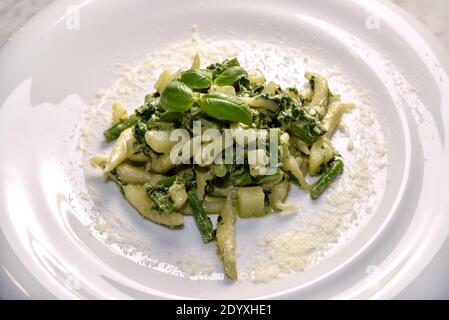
top-left (180, 65), bottom-right (246, 89)
top-left (197, 93), bottom-right (252, 126)
top-left (160, 80), bottom-right (194, 112)
top-left (160, 76), bottom-right (253, 125)
top-left (213, 66), bottom-right (247, 86)
top-left (207, 57), bottom-right (240, 79)
top-left (181, 69), bottom-right (213, 89)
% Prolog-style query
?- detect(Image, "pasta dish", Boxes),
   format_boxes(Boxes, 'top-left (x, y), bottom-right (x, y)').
top-left (92, 54), bottom-right (353, 280)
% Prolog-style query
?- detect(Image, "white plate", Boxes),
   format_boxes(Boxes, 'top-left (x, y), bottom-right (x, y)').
top-left (1, 0), bottom-right (449, 299)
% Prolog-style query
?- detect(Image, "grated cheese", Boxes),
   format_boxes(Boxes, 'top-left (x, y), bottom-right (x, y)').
top-left (72, 31), bottom-right (388, 282)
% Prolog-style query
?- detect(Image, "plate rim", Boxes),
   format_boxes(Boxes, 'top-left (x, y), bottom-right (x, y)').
top-left (1, 0), bottom-right (449, 299)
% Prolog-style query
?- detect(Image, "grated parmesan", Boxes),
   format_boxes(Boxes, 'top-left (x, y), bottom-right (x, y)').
top-left (69, 31), bottom-right (388, 282)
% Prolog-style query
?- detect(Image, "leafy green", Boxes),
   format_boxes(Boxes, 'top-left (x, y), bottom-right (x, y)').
top-left (234, 77), bottom-right (264, 96)
top-left (230, 167), bottom-right (254, 186)
top-left (159, 111), bottom-right (183, 122)
top-left (181, 69), bottom-right (213, 89)
top-left (278, 106), bottom-right (326, 144)
top-left (160, 80), bottom-right (194, 112)
top-left (214, 66), bottom-right (247, 86)
top-left (144, 92), bottom-right (160, 103)
top-left (269, 92), bottom-right (326, 144)
top-left (146, 185), bottom-right (175, 214)
top-left (197, 93), bottom-right (252, 126)
top-left (209, 164), bottom-right (229, 178)
top-left (133, 121), bottom-right (147, 144)
top-left (207, 58), bottom-right (240, 79)
top-left (180, 106), bottom-right (222, 132)
top-left (136, 99), bottom-right (158, 121)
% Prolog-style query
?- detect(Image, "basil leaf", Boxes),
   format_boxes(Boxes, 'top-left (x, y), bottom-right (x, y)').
top-left (207, 58), bottom-right (240, 78)
top-left (160, 80), bottom-right (194, 112)
top-left (214, 66), bottom-right (247, 86)
top-left (197, 93), bottom-right (253, 126)
top-left (181, 69), bottom-right (212, 89)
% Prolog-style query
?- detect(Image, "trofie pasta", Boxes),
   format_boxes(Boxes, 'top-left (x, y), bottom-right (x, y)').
top-left (92, 54), bottom-right (353, 280)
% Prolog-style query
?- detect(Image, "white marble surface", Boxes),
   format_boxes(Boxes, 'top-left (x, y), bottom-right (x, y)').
top-left (0, 0), bottom-right (449, 48)
top-left (0, 0), bottom-right (448, 300)
top-left (0, 0), bottom-right (54, 47)
top-left (392, 0), bottom-right (449, 47)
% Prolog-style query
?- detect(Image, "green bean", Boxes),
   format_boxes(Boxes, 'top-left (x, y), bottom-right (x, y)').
top-left (157, 169), bottom-right (192, 188)
top-left (103, 114), bottom-right (139, 142)
top-left (310, 159), bottom-right (344, 200)
top-left (186, 171), bottom-right (214, 243)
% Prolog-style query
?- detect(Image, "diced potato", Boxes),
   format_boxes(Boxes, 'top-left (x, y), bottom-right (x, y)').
top-left (237, 186), bottom-right (265, 218)
top-left (202, 196), bottom-right (226, 213)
